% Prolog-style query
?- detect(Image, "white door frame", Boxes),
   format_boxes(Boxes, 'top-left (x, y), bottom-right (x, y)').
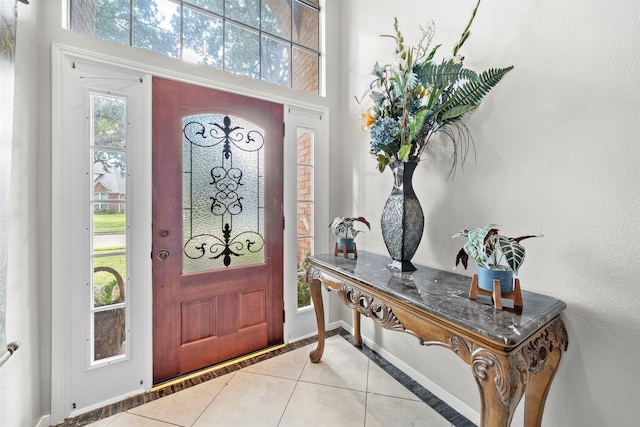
top-left (283, 107), bottom-right (330, 342)
top-left (51, 44), bottom-right (330, 423)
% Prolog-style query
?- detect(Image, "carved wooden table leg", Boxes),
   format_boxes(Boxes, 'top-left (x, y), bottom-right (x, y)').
top-left (353, 309), bottom-right (362, 347)
top-left (472, 351), bottom-right (525, 427)
top-left (308, 268), bottom-right (325, 363)
top-left (523, 318), bottom-right (568, 427)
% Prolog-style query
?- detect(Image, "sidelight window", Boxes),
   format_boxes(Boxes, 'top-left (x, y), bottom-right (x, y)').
top-left (296, 127), bottom-right (314, 308)
top-left (90, 93), bottom-right (129, 363)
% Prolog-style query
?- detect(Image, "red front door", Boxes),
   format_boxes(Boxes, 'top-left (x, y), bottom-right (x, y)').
top-left (152, 77), bottom-right (284, 383)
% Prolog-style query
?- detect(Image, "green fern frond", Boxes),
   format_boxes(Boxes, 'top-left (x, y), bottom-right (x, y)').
top-left (445, 66), bottom-right (514, 109)
top-left (415, 60), bottom-right (479, 88)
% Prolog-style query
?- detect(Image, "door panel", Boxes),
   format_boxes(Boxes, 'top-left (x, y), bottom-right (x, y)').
top-left (152, 77), bottom-right (283, 383)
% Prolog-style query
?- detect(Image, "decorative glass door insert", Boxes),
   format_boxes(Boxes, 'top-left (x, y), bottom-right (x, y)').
top-left (183, 114), bottom-right (265, 272)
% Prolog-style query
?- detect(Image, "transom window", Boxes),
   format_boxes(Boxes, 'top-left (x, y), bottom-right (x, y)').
top-left (70, 0), bottom-right (321, 94)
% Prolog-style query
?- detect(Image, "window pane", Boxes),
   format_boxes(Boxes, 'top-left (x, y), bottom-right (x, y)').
top-left (262, 0), bottom-right (291, 39)
top-left (93, 151), bottom-right (126, 196)
top-left (93, 95), bottom-right (126, 148)
top-left (292, 1), bottom-right (318, 50)
top-left (261, 36), bottom-right (290, 87)
top-left (297, 201), bottom-right (313, 237)
top-left (296, 237), bottom-right (312, 308)
top-left (297, 165), bottom-right (312, 201)
top-left (226, 0), bottom-right (260, 29)
top-left (297, 128), bottom-right (313, 164)
top-left (93, 204), bottom-right (126, 230)
top-left (97, 0), bottom-right (130, 44)
top-left (94, 307), bottom-right (126, 360)
top-left (93, 258), bottom-right (126, 307)
top-left (183, 7), bottom-right (224, 69)
top-left (225, 23), bottom-right (260, 79)
top-left (71, 0), bottom-right (131, 44)
top-left (133, 0), bottom-right (180, 57)
top-left (292, 47), bottom-right (318, 94)
top-left (186, 0), bottom-right (223, 14)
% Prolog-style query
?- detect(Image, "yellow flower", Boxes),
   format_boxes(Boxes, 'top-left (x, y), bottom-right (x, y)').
top-left (360, 109), bottom-right (376, 131)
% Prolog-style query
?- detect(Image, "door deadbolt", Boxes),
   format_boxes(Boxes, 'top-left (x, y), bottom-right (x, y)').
top-left (159, 229), bottom-right (169, 237)
top-left (157, 250), bottom-right (170, 260)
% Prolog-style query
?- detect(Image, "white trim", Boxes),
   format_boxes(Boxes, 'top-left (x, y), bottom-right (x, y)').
top-left (67, 388), bottom-right (145, 419)
top-left (35, 415), bottom-right (51, 427)
top-left (50, 44), bottom-right (71, 425)
top-left (51, 43), bottom-right (330, 118)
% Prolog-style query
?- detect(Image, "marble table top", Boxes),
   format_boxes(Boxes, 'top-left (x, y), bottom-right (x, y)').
top-left (309, 251), bottom-right (566, 347)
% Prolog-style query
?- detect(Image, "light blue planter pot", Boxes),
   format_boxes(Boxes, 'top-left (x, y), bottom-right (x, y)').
top-left (337, 238), bottom-right (355, 251)
top-left (477, 266), bottom-right (514, 294)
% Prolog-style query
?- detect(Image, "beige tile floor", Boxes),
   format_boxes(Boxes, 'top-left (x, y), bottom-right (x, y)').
top-left (87, 335), bottom-right (453, 427)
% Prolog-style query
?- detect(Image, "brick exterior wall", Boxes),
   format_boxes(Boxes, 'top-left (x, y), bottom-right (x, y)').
top-left (296, 129), bottom-right (314, 270)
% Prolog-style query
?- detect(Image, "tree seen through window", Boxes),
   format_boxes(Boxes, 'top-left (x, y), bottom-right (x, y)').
top-left (70, 0), bottom-right (320, 94)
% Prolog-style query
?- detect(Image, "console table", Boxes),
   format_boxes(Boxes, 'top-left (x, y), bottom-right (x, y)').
top-left (307, 251), bottom-right (568, 427)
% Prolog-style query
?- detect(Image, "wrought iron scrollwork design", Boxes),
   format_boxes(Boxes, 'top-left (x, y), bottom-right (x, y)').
top-left (183, 115), bottom-right (265, 268)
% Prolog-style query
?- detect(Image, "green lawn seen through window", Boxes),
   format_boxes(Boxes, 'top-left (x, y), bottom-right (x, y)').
top-left (94, 213), bottom-right (125, 234)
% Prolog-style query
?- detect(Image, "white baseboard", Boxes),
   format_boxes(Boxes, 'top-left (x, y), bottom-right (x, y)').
top-left (36, 415), bottom-right (51, 427)
top-left (335, 320), bottom-right (480, 424)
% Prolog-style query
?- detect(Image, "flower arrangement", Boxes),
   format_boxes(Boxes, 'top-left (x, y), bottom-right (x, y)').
top-left (359, 0), bottom-right (513, 175)
top-left (452, 224), bottom-right (543, 275)
top-left (329, 216), bottom-right (371, 239)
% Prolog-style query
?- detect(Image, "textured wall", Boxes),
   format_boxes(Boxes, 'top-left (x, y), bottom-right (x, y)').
top-left (340, 1), bottom-right (640, 425)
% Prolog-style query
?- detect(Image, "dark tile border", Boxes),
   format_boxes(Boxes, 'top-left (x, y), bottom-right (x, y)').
top-left (56, 330), bottom-right (340, 426)
top-left (338, 329), bottom-right (476, 427)
top-left (57, 327), bottom-right (475, 427)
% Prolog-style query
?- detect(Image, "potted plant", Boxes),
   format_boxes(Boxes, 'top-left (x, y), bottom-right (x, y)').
top-left (452, 224), bottom-right (542, 293)
top-left (329, 216), bottom-right (371, 251)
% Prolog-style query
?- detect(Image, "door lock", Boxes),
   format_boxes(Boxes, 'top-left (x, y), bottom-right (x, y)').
top-left (157, 250), bottom-right (170, 260)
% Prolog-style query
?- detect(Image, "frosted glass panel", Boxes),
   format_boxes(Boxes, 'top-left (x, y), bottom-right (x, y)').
top-left (183, 114), bottom-right (265, 272)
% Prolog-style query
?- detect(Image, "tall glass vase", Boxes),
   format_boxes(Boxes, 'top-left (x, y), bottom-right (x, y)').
top-left (380, 161), bottom-right (424, 272)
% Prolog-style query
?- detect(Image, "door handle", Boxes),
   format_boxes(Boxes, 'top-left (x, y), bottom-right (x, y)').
top-left (157, 250), bottom-right (170, 261)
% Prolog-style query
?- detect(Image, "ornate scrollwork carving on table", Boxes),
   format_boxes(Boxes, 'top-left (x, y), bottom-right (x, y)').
top-left (332, 283), bottom-right (407, 333)
top-left (469, 318), bottom-right (568, 406)
top-left (521, 318), bottom-right (568, 374)
top-left (306, 266), bottom-right (323, 283)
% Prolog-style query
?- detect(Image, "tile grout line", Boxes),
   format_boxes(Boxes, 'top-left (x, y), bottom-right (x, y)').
top-left (187, 370), bottom-right (237, 427)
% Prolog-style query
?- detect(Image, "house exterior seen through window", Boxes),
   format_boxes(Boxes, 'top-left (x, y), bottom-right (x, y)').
top-left (70, 0), bottom-right (321, 94)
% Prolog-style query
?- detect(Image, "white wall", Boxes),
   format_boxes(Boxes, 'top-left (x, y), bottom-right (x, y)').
top-left (340, 0), bottom-right (640, 425)
top-left (0, 1), bottom-right (45, 427)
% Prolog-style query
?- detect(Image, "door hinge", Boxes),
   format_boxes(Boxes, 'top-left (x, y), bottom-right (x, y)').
top-left (283, 216), bottom-right (285, 230)
top-left (283, 122), bottom-right (286, 137)
top-left (283, 308), bottom-right (286, 323)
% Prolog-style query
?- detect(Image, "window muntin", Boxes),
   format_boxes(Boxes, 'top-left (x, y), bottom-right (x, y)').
top-left (70, 0), bottom-right (321, 94)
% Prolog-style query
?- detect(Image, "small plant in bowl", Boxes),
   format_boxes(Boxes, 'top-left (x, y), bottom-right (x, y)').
top-left (329, 216), bottom-right (371, 251)
top-left (452, 224), bottom-right (542, 293)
